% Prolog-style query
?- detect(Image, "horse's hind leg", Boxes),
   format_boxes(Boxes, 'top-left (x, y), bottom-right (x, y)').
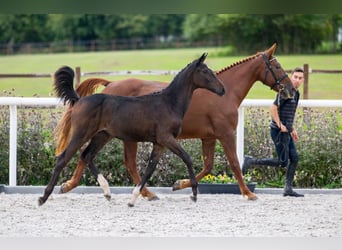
top-left (173, 138), bottom-right (216, 190)
top-left (59, 158), bottom-right (85, 194)
top-left (219, 134), bottom-right (257, 200)
top-left (128, 144), bottom-right (164, 207)
top-left (124, 141), bottom-right (159, 201)
top-left (81, 131), bottom-right (113, 201)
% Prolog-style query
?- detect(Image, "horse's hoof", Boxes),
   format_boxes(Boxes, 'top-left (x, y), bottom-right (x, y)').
top-left (148, 195), bottom-right (160, 201)
top-left (172, 180), bottom-right (181, 191)
top-left (59, 183), bottom-right (67, 194)
top-left (127, 202), bottom-right (134, 207)
top-left (104, 194), bottom-right (111, 201)
top-left (190, 195), bottom-right (197, 203)
top-left (38, 197), bottom-right (45, 206)
top-left (247, 194), bottom-right (258, 201)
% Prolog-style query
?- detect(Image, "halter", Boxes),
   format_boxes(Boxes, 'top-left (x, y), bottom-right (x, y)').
top-left (262, 53), bottom-right (288, 90)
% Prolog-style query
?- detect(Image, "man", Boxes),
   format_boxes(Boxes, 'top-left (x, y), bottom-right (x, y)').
top-left (242, 67), bottom-right (305, 197)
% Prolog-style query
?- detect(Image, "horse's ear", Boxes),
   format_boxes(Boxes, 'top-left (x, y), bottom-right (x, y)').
top-left (197, 52), bottom-right (208, 65)
top-left (266, 42), bottom-right (277, 58)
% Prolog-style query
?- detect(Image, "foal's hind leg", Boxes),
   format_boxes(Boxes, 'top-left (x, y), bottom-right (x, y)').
top-left (38, 139), bottom-right (82, 206)
top-left (81, 131), bottom-right (113, 201)
top-left (128, 143), bottom-right (164, 207)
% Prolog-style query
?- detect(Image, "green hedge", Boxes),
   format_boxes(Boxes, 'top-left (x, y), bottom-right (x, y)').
top-left (0, 103), bottom-right (341, 188)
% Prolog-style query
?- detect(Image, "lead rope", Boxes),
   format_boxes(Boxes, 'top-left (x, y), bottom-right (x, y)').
top-left (276, 95), bottom-right (288, 166)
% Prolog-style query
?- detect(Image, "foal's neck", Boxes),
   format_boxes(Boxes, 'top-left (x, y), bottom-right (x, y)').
top-left (163, 73), bottom-right (196, 117)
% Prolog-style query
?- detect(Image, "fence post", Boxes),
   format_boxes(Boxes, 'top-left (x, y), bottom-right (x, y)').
top-left (9, 105), bottom-right (17, 186)
top-left (303, 64), bottom-right (309, 99)
top-left (75, 67), bottom-right (81, 87)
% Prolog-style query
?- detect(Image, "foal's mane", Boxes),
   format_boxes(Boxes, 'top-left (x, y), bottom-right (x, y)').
top-left (153, 58), bottom-right (198, 95)
top-left (215, 51), bottom-right (263, 75)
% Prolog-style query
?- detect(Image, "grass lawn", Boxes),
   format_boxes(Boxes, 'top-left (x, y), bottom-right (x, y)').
top-left (0, 47), bottom-right (341, 99)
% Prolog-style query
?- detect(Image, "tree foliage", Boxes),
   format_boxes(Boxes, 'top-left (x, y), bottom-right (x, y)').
top-left (0, 14), bottom-right (341, 54)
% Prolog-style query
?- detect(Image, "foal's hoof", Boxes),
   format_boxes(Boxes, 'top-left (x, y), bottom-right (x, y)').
top-left (190, 195), bottom-right (197, 203)
top-left (127, 202), bottom-right (134, 207)
top-left (104, 194), bottom-right (111, 201)
top-left (38, 197), bottom-right (45, 206)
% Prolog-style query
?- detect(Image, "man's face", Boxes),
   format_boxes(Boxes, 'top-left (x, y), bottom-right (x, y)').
top-left (290, 71), bottom-right (304, 89)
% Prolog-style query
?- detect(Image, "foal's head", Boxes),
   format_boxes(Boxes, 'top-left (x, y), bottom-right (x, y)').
top-left (190, 53), bottom-right (225, 96)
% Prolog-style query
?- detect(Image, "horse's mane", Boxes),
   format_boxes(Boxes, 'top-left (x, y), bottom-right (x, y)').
top-left (215, 51), bottom-right (263, 75)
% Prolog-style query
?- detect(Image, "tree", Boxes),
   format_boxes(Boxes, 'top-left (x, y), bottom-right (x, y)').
top-left (0, 14), bottom-right (50, 43)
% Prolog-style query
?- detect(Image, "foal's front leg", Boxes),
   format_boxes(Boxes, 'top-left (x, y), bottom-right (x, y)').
top-left (128, 144), bottom-right (164, 207)
top-left (173, 138), bottom-right (216, 190)
top-left (166, 139), bottom-right (198, 202)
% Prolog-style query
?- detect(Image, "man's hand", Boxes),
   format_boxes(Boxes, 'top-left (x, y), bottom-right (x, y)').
top-left (291, 129), bottom-right (299, 141)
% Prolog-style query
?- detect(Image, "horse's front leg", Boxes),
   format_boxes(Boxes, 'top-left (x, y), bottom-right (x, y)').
top-left (172, 138), bottom-right (216, 190)
top-left (128, 144), bottom-right (164, 207)
top-left (124, 141), bottom-right (159, 201)
top-left (219, 134), bottom-right (257, 200)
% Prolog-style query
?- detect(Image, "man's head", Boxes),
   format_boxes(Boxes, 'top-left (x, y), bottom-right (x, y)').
top-left (290, 67), bottom-right (304, 89)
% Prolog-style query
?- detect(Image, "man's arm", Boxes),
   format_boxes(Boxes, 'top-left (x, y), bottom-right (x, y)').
top-left (270, 104), bottom-right (288, 132)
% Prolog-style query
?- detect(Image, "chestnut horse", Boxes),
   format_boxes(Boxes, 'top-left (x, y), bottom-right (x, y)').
top-left (39, 53), bottom-right (225, 206)
top-left (56, 43), bottom-right (295, 201)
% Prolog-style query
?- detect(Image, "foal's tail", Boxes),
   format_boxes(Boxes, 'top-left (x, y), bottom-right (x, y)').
top-left (54, 66), bottom-right (80, 106)
top-left (54, 67), bottom-right (111, 156)
top-left (54, 66), bottom-right (79, 155)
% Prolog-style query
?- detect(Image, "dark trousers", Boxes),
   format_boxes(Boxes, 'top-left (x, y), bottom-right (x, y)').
top-left (270, 127), bottom-right (299, 167)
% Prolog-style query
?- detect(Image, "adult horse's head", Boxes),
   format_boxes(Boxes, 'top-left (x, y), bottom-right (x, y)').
top-left (261, 43), bottom-right (296, 99)
top-left (192, 53), bottom-right (225, 96)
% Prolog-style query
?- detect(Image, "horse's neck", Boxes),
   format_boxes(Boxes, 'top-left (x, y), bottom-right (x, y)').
top-left (219, 58), bottom-right (260, 105)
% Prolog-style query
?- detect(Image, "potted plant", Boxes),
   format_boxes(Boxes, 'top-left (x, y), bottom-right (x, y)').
top-left (198, 173), bottom-right (256, 194)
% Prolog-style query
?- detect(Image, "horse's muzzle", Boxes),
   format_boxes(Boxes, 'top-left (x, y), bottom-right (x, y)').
top-left (217, 87), bottom-right (225, 96)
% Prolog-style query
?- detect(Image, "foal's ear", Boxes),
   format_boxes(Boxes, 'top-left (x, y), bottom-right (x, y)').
top-left (197, 52), bottom-right (208, 66)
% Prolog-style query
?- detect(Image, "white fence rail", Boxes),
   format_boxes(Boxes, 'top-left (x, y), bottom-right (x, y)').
top-left (1, 97), bottom-right (342, 186)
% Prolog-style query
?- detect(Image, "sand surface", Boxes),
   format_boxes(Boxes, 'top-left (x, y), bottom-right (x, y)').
top-left (1, 192), bottom-right (341, 237)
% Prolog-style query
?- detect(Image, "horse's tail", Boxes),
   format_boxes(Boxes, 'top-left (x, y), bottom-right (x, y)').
top-left (54, 107), bottom-right (72, 155)
top-left (54, 66), bottom-right (79, 106)
top-left (76, 78), bottom-right (112, 97)
top-left (53, 66), bottom-right (80, 155)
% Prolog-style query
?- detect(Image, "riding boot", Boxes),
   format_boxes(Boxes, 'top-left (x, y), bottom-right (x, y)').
top-left (283, 162), bottom-right (304, 197)
top-left (242, 156), bottom-right (281, 175)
